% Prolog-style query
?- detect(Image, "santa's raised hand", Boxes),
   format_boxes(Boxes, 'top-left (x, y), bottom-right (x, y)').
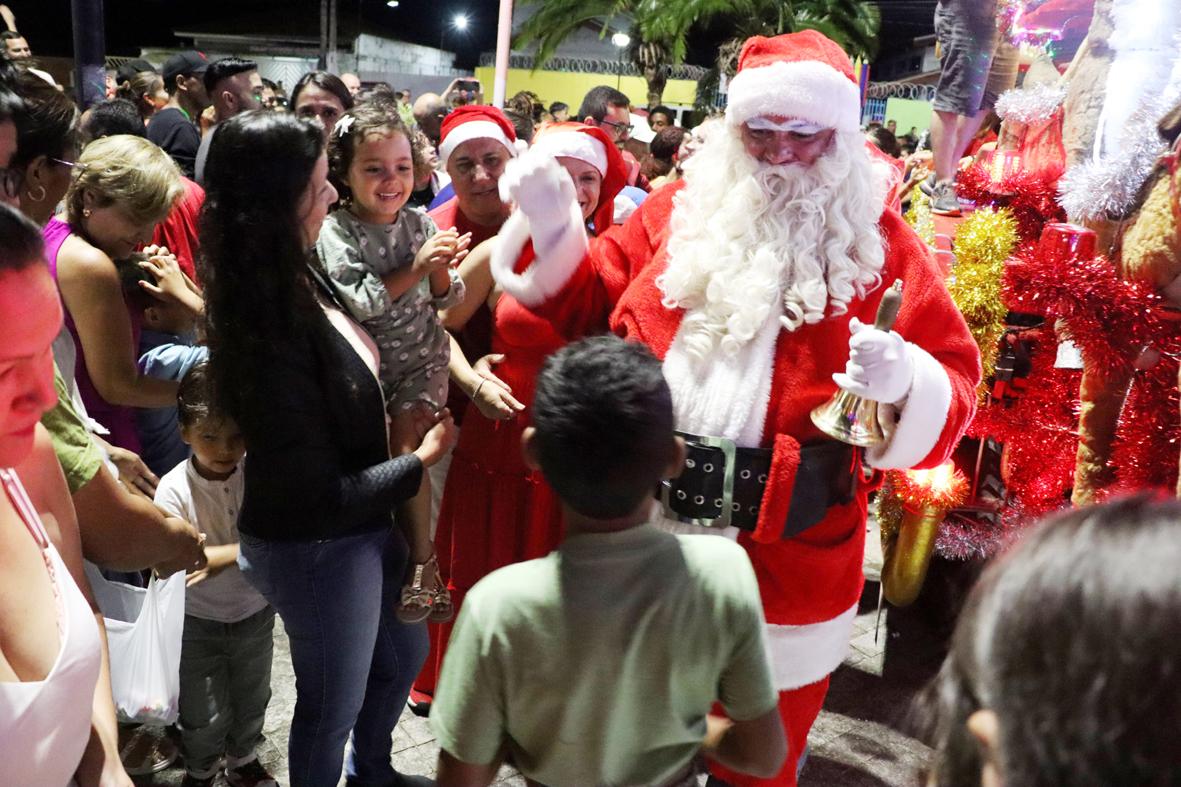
top-left (499, 149), bottom-right (577, 230)
top-left (832, 318), bottom-right (915, 405)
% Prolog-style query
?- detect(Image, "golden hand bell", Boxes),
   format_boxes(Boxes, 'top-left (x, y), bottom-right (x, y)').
top-left (810, 279), bottom-right (905, 446)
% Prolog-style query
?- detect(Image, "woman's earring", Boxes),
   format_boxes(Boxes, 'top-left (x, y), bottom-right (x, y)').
top-left (83, 208), bottom-right (91, 217)
top-left (27, 184), bottom-right (46, 203)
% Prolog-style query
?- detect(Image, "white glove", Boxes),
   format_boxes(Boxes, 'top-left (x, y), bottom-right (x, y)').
top-left (498, 150), bottom-right (576, 229)
top-left (832, 318), bottom-right (915, 405)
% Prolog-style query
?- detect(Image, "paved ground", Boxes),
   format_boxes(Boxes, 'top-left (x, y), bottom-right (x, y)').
top-left (138, 519), bottom-right (957, 786)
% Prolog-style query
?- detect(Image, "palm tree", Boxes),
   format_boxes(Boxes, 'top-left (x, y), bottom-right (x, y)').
top-left (517, 0), bottom-right (782, 108)
top-left (715, 0), bottom-right (881, 77)
top-left (516, 0), bottom-right (880, 108)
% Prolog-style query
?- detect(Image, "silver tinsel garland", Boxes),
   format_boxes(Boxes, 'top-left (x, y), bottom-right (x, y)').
top-left (995, 83), bottom-right (1066, 125)
top-left (1058, 94), bottom-right (1177, 222)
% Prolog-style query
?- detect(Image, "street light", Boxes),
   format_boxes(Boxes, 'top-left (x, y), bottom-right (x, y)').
top-left (454, 13), bottom-right (469, 30)
top-left (386, 0), bottom-right (399, 6)
top-left (611, 32), bottom-right (629, 89)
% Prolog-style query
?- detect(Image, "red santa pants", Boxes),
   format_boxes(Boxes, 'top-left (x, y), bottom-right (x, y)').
top-left (709, 675), bottom-right (831, 787)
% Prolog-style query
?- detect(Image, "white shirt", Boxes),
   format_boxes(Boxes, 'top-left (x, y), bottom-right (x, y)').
top-left (154, 459), bottom-right (268, 623)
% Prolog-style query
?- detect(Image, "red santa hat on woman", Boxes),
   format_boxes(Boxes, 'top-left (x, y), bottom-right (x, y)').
top-left (438, 104), bottom-right (519, 164)
top-left (528, 122), bottom-right (627, 234)
top-left (725, 29), bottom-right (861, 134)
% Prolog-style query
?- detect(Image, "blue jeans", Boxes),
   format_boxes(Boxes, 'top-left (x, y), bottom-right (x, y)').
top-left (239, 528), bottom-right (428, 787)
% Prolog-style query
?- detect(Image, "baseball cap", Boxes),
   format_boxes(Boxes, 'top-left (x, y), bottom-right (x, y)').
top-left (115, 58), bottom-right (156, 85)
top-left (162, 51), bottom-right (209, 87)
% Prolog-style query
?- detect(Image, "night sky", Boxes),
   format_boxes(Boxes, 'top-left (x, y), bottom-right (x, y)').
top-left (13, 0), bottom-right (935, 70)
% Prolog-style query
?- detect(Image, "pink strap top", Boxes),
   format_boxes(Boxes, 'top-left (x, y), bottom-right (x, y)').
top-left (0, 469), bottom-right (102, 786)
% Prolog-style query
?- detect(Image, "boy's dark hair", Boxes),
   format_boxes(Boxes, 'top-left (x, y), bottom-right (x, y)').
top-left (0, 202), bottom-right (46, 272)
top-left (922, 495), bottom-right (1181, 786)
top-left (548, 101), bottom-right (567, 116)
top-left (577, 85), bottom-right (629, 124)
top-left (81, 98), bottom-right (145, 142)
top-left (503, 107), bottom-right (534, 145)
top-left (648, 105), bottom-right (674, 123)
top-left (203, 57), bottom-right (257, 95)
top-left (532, 336), bottom-right (674, 519)
top-left (649, 126), bottom-right (687, 160)
top-left (327, 100), bottom-right (421, 206)
top-left (177, 360), bottom-right (216, 428)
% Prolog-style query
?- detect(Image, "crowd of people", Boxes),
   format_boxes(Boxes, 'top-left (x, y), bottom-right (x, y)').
top-left (2, 11), bottom-right (1181, 787)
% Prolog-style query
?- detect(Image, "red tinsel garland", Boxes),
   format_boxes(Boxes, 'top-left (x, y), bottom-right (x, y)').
top-left (957, 163), bottom-right (1065, 242)
top-left (968, 329), bottom-right (1081, 520)
top-left (1108, 353), bottom-right (1181, 496)
top-left (1003, 244), bottom-right (1167, 376)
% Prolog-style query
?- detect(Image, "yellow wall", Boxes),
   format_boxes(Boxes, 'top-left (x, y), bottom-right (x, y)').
top-left (474, 66), bottom-right (698, 109)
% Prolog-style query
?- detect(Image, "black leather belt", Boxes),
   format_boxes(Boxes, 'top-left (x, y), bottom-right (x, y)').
top-left (658, 432), bottom-right (857, 539)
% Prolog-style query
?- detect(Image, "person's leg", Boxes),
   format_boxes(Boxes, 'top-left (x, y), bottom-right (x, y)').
top-left (177, 615), bottom-right (233, 780)
top-left (706, 677), bottom-right (830, 787)
top-left (346, 529), bottom-right (430, 787)
top-left (238, 531), bottom-right (387, 787)
top-left (929, 0), bottom-right (997, 182)
top-left (224, 607), bottom-right (277, 765)
top-left (930, 109), bottom-right (965, 182)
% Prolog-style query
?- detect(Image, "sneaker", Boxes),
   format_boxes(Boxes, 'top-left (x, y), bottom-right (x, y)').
top-left (930, 181), bottom-right (961, 216)
top-left (918, 172), bottom-right (937, 197)
top-left (226, 757), bottom-right (279, 787)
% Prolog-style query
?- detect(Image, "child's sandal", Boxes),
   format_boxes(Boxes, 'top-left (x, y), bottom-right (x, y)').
top-left (397, 556), bottom-right (437, 624)
top-left (428, 561), bottom-right (454, 623)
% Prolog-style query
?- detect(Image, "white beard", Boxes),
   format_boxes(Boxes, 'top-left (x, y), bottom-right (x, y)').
top-left (656, 127), bottom-right (891, 365)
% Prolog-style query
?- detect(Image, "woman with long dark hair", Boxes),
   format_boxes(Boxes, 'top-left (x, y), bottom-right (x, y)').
top-left (200, 110), bottom-right (454, 787)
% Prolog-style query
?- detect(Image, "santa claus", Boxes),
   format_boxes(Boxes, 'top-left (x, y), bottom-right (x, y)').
top-left (492, 31), bottom-right (981, 787)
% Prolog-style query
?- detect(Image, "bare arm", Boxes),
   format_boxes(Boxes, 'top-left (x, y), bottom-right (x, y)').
top-left (703, 707), bottom-right (787, 779)
top-left (16, 427), bottom-right (133, 787)
top-left (56, 238), bottom-right (179, 408)
top-left (440, 238), bottom-right (495, 332)
top-left (0, 5), bottom-right (16, 32)
top-left (71, 462), bottom-right (205, 573)
top-left (436, 749), bottom-right (501, 787)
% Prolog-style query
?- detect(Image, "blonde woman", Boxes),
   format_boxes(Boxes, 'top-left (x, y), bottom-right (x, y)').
top-left (47, 134), bottom-right (190, 452)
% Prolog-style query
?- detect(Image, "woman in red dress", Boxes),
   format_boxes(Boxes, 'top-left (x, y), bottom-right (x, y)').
top-left (418, 124), bottom-right (627, 694)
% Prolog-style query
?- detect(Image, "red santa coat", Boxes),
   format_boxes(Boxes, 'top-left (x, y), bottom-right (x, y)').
top-left (494, 181), bottom-right (980, 690)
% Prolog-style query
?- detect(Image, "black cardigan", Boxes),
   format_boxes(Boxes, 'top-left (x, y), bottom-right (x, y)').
top-left (236, 274), bottom-right (422, 541)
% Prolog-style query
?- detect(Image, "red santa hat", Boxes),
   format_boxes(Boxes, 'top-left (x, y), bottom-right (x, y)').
top-left (438, 105), bottom-right (519, 164)
top-left (528, 122), bottom-right (627, 235)
top-left (725, 30), bottom-right (861, 133)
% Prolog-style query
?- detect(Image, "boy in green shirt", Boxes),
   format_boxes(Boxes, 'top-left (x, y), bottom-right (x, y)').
top-left (431, 336), bottom-right (786, 786)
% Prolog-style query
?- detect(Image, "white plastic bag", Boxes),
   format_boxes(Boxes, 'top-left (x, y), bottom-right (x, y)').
top-left (84, 563), bottom-right (185, 724)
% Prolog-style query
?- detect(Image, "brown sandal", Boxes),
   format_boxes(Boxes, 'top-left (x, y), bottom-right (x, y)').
top-left (429, 561), bottom-right (454, 623)
top-left (397, 554), bottom-right (438, 624)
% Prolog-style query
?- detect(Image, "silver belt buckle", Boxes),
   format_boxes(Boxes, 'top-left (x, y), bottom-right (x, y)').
top-left (660, 434), bottom-right (736, 529)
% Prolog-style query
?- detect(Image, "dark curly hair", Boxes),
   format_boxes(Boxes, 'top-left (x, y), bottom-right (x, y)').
top-left (199, 110), bottom-right (327, 423)
top-left (921, 495), bottom-right (1181, 786)
top-left (326, 100), bottom-right (422, 207)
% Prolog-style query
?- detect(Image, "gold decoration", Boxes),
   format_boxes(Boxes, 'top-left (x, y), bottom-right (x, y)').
top-left (879, 464), bottom-right (969, 607)
top-left (946, 207), bottom-right (1019, 386)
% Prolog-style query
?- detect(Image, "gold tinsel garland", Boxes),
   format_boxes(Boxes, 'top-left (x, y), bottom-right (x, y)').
top-left (944, 207), bottom-right (1019, 385)
top-left (905, 189), bottom-right (936, 247)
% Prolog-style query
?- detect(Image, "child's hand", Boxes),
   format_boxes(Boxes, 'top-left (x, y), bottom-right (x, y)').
top-left (137, 246), bottom-right (192, 305)
top-left (469, 354), bottom-right (525, 420)
top-left (413, 230), bottom-right (472, 278)
top-left (412, 408), bottom-right (459, 468)
top-left (186, 543), bottom-right (237, 586)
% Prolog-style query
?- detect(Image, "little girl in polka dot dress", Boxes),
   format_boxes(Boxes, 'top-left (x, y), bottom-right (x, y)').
top-left (316, 101), bottom-right (471, 623)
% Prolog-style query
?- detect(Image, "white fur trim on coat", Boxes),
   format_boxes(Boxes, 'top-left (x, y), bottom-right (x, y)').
top-left (765, 604), bottom-right (858, 691)
top-left (490, 204), bottom-right (588, 308)
top-left (726, 60), bottom-right (861, 133)
top-left (865, 344), bottom-right (952, 470)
